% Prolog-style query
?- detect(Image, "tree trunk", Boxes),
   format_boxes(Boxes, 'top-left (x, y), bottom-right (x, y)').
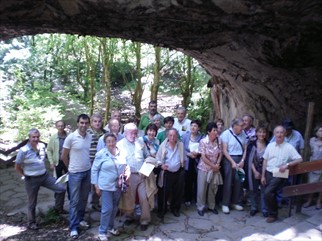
top-left (151, 46), bottom-right (161, 101)
top-left (181, 55), bottom-right (194, 108)
top-left (101, 38), bottom-right (111, 126)
top-left (83, 40), bottom-right (96, 115)
top-left (133, 42), bottom-right (143, 119)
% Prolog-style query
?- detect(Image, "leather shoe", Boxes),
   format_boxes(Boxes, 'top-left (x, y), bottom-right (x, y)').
top-left (197, 210), bottom-right (204, 216)
top-left (208, 208), bottom-right (218, 215)
top-left (172, 210), bottom-right (180, 217)
top-left (266, 216), bottom-right (277, 223)
top-left (250, 210), bottom-right (257, 216)
top-left (140, 224), bottom-right (148, 231)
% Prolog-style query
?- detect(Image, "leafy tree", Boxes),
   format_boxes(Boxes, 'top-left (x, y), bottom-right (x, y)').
top-left (121, 41), bottom-right (144, 118)
top-left (100, 38), bottom-right (118, 125)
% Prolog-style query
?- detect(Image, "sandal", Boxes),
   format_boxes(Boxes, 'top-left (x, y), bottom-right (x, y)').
top-left (108, 228), bottom-right (120, 236)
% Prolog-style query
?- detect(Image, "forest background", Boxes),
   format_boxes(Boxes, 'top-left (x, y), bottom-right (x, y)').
top-left (0, 34), bottom-right (212, 143)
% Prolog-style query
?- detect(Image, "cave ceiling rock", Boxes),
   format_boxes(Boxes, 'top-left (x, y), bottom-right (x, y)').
top-left (0, 0), bottom-right (321, 130)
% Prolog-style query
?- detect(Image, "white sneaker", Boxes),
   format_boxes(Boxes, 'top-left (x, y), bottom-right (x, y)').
top-left (70, 230), bottom-right (78, 239)
top-left (98, 234), bottom-right (108, 241)
top-left (222, 205), bottom-right (230, 214)
top-left (80, 220), bottom-right (90, 229)
top-left (232, 204), bottom-right (244, 211)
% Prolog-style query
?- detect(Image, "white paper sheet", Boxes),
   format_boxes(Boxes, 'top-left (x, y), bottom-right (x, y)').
top-left (55, 173), bottom-right (69, 184)
top-left (272, 168), bottom-right (289, 178)
top-left (189, 142), bottom-right (200, 153)
top-left (139, 162), bottom-right (155, 177)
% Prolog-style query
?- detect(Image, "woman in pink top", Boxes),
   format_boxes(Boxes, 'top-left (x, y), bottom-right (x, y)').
top-left (196, 122), bottom-right (223, 216)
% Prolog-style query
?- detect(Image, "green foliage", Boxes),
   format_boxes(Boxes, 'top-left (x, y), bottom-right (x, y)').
top-left (42, 208), bottom-right (64, 225)
top-left (111, 98), bottom-right (124, 110)
top-left (187, 88), bottom-right (212, 133)
top-left (1, 34), bottom-right (212, 142)
top-left (110, 61), bottom-right (135, 86)
top-left (6, 105), bottom-right (63, 142)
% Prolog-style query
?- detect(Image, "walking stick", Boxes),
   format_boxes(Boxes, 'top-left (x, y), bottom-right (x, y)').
top-left (162, 170), bottom-right (166, 223)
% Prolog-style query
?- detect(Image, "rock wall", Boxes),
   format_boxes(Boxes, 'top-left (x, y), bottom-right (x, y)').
top-left (1, 0), bottom-right (321, 131)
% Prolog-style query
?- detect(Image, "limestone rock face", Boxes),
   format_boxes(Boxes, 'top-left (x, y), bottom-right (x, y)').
top-left (1, 0), bottom-right (321, 131)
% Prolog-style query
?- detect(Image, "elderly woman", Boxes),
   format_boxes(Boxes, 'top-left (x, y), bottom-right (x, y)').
top-left (91, 133), bottom-right (130, 241)
top-left (135, 123), bottom-right (160, 215)
top-left (153, 114), bottom-right (165, 134)
top-left (196, 122), bottom-right (222, 216)
top-left (221, 118), bottom-right (248, 214)
top-left (182, 120), bottom-right (204, 206)
top-left (303, 124), bottom-right (322, 209)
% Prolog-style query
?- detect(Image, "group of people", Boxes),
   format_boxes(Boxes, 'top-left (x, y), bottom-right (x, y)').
top-left (15, 100), bottom-right (322, 240)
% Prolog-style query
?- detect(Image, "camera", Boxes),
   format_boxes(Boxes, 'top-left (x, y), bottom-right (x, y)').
top-left (120, 174), bottom-right (127, 192)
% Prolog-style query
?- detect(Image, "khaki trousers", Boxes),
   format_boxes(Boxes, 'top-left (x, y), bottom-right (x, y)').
top-left (197, 169), bottom-right (218, 211)
top-left (121, 173), bottom-right (151, 225)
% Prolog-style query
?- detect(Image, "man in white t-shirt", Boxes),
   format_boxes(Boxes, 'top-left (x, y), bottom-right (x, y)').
top-left (261, 125), bottom-right (302, 223)
top-left (62, 114), bottom-right (92, 239)
top-left (173, 106), bottom-right (191, 137)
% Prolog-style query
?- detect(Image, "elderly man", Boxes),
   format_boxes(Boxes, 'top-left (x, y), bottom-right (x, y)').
top-left (138, 100), bottom-right (163, 130)
top-left (173, 106), bottom-right (191, 138)
top-left (97, 118), bottom-right (124, 152)
top-left (156, 128), bottom-right (185, 218)
top-left (47, 120), bottom-right (69, 214)
top-left (88, 113), bottom-right (106, 211)
top-left (62, 114), bottom-right (92, 239)
top-left (117, 123), bottom-right (150, 231)
top-left (242, 114), bottom-right (256, 142)
top-left (271, 118), bottom-right (304, 155)
top-left (15, 128), bottom-right (65, 230)
top-left (261, 125), bottom-right (302, 223)
top-left (104, 109), bottom-right (124, 133)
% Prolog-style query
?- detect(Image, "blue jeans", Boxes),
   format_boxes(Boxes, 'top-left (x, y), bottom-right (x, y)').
top-left (68, 170), bottom-right (91, 231)
top-left (99, 189), bottom-right (121, 235)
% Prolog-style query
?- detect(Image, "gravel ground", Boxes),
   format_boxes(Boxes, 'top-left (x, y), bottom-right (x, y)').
top-left (0, 211), bottom-right (95, 241)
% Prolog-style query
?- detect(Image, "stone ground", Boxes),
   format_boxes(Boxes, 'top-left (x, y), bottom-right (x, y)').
top-left (0, 167), bottom-right (321, 241)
